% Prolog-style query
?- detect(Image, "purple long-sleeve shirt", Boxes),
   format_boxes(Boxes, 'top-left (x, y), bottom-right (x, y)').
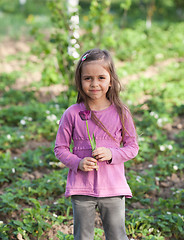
top-left (54, 102), bottom-right (139, 198)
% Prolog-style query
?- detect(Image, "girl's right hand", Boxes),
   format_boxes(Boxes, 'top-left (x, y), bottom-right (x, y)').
top-left (78, 157), bottom-right (98, 172)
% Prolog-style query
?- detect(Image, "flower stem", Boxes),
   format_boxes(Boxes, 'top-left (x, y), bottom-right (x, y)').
top-left (86, 120), bottom-right (94, 150)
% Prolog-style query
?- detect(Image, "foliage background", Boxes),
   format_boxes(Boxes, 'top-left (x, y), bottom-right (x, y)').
top-left (0, 0), bottom-right (184, 239)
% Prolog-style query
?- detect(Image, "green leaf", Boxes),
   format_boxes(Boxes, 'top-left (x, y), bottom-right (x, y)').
top-left (91, 133), bottom-right (96, 151)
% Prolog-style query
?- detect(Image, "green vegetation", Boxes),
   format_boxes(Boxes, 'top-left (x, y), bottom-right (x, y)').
top-left (0, 0), bottom-right (183, 239)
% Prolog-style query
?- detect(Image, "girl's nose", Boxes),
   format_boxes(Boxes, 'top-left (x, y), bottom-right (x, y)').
top-left (91, 78), bottom-right (98, 87)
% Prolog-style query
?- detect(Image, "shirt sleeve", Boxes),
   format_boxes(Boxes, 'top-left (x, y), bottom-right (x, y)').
top-left (54, 109), bottom-right (82, 173)
top-left (109, 110), bottom-right (139, 164)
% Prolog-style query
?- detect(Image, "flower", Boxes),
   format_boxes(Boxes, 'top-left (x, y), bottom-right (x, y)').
top-left (159, 145), bottom-right (166, 151)
top-left (20, 119), bottom-right (26, 125)
top-left (79, 110), bottom-right (91, 120)
top-left (173, 165), bottom-right (178, 171)
top-left (79, 110), bottom-right (96, 151)
top-left (47, 114), bottom-right (57, 121)
top-left (7, 134), bottom-right (11, 140)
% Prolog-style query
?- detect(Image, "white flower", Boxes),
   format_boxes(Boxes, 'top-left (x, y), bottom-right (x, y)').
top-left (149, 228), bottom-right (154, 233)
top-left (20, 135), bottom-right (24, 139)
top-left (53, 213), bottom-right (58, 218)
top-left (19, 0), bottom-right (26, 5)
top-left (157, 118), bottom-right (163, 127)
top-left (75, 43), bottom-right (80, 49)
top-left (167, 145), bottom-right (173, 150)
top-left (12, 168), bottom-right (15, 173)
top-left (148, 164), bottom-right (153, 168)
top-left (155, 177), bottom-right (160, 181)
top-left (20, 119), bottom-right (26, 125)
top-left (167, 212), bottom-right (171, 215)
top-left (47, 179), bottom-right (51, 183)
top-left (47, 114), bottom-right (57, 121)
top-left (53, 201), bottom-right (58, 205)
top-left (73, 30), bottom-right (79, 39)
top-left (71, 39), bottom-right (77, 45)
top-left (159, 145), bottom-right (165, 151)
top-left (173, 165), bottom-right (178, 171)
top-left (0, 221), bottom-right (3, 224)
top-left (57, 120), bottom-right (60, 125)
top-left (46, 110), bottom-right (50, 114)
top-left (28, 117), bottom-right (32, 121)
top-left (150, 111), bottom-right (155, 116)
top-left (0, 168), bottom-right (1, 172)
top-left (150, 111), bottom-right (158, 119)
top-left (136, 176), bottom-right (142, 183)
top-left (7, 134), bottom-right (11, 140)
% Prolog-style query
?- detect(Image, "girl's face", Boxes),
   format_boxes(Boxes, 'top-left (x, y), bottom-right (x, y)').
top-left (81, 60), bottom-right (111, 105)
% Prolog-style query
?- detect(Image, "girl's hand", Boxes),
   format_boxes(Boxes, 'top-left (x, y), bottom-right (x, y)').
top-left (92, 147), bottom-right (112, 162)
top-left (78, 157), bottom-right (98, 172)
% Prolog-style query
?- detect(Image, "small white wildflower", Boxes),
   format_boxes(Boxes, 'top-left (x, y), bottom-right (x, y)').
top-left (57, 120), bottom-right (60, 125)
top-left (19, 0), bottom-right (26, 5)
top-left (155, 177), bottom-right (160, 181)
top-left (20, 119), bottom-right (26, 125)
top-left (136, 176), bottom-right (142, 183)
top-left (28, 117), bottom-right (32, 121)
top-left (150, 111), bottom-right (155, 116)
top-left (71, 38), bottom-right (77, 44)
top-left (178, 214), bottom-right (182, 218)
top-left (47, 179), bottom-right (51, 183)
top-left (148, 164), bottom-right (153, 168)
top-left (167, 212), bottom-right (171, 215)
top-left (12, 168), bottom-right (15, 173)
top-left (39, 160), bottom-right (42, 164)
top-left (0, 168), bottom-right (1, 172)
top-left (159, 145), bottom-right (165, 151)
top-left (47, 114), bottom-right (57, 121)
top-left (7, 134), bottom-right (11, 140)
top-left (20, 135), bottom-right (24, 139)
top-left (173, 165), bottom-right (178, 171)
top-left (14, 156), bottom-right (17, 160)
top-left (177, 154), bottom-right (180, 158)
top-left (150, 112), bottom-right (159, 119)
top-left (53, 201), bottom-right (58, 205)
top-left (149, 228), bottom-right (154, 233)
top-left (73, 30), bottom-right (79, 39)
top-left (157, 118), bottom-right (163, 127)
top-left (75, 43), bottom-right (80, 49)
top-left (53, 213), bottom-right (58, 218)
top-left (46, 110), bottom-right (50, 114)
top-left (167, 145), bottom-right (173, 150)
top-left (0, 221), bottom-right (3, 224)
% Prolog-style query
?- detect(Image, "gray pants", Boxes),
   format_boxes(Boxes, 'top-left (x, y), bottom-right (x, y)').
top-left (71, 195), bottom-right (129, 240)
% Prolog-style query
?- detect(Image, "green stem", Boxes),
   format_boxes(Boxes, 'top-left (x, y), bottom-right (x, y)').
top-left (86, 120), bottom-right (93, 150)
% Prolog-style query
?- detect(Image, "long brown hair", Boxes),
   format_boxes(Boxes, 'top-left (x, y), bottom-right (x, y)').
top-left (75, 48), bottom-right (129, 142)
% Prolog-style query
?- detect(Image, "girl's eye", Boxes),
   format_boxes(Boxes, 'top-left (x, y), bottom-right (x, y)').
top-left (84, 77), bottom-right (91, 80)
top-left (99, 76), bottom-right (105, 80)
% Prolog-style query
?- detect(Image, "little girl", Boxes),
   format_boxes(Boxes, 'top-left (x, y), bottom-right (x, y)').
top-left (54, 49), bottom-right (139, 240)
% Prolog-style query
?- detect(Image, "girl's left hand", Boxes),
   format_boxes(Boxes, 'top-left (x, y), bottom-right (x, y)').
top-left (92, 147), bottom-right (112, 162)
